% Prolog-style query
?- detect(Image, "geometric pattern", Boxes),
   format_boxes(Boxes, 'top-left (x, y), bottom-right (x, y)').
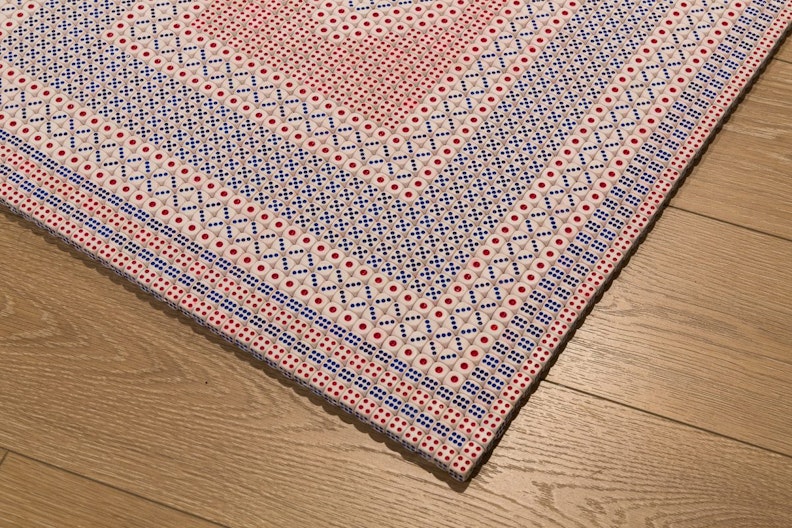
top-left (0, 0), bottom-right (789, 479)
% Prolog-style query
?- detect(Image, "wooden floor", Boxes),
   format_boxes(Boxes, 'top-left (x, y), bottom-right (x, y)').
top-left (0, 39), bottom-right (790, 528)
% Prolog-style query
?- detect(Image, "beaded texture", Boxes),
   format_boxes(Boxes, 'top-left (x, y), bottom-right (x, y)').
top-left (0, 0), bottom-right (789, 479)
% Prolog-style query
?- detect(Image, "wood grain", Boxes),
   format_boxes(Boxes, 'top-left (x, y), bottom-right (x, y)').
top-left (546, 209), bottom-right (792, 454)
top-left (670, 59), bottom-right (792, 239)
top-left (0, 453), bottom-right (220, 527)
top-left (1, 209), bottom-right (791, 527)
top-left (776, 34), bottom-right (791, 63)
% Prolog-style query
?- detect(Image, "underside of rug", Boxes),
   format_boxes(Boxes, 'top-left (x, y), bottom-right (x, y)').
top-left (0, 0), bottom-right (788, 479)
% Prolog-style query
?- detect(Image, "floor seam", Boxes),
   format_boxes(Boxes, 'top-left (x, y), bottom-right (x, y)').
top-left (667, 205), bottom-right (792, 243)
top-left (544, 380), bottom-right (792, 460)
top-left (4, 450), bottom-right (231, 528)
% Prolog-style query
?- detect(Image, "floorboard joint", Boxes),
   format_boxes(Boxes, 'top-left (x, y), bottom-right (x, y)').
top-left (543, 380), bottom-right (792, 460)
top-left (668, 205), bottom-right (792, 243)
top-left (4, 450), bottom-right (231, 528)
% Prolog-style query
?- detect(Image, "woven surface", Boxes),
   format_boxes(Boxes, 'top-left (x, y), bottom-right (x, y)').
top-left (0, 0), bottom-right (788, 480)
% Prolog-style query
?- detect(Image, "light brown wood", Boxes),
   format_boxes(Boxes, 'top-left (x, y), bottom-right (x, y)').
top-left (775, 34), bottom-right (792, 62)
top-left (0, 453), bottom-right (220, 527)
top-left (671, 59), bottom-right (792, 239)
top-left (1, 207), bottom-right (792, 527)
top-left (546, 208), bottom-right (792, 453)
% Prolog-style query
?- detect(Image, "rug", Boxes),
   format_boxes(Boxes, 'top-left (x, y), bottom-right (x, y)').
top-left (0, 0), bottom-right (788, 480)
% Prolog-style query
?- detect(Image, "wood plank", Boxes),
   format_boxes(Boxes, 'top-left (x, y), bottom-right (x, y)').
top-left (1, 210), bottom-right (791, 527)
top-left (0, 453), bottom-right (220, 527)
top-left (671, 59), bottom-right (792, 239)
top-left (546, 208), bottom-right (792, 454)
top-left (776, 33), bottom-right (791, 63)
